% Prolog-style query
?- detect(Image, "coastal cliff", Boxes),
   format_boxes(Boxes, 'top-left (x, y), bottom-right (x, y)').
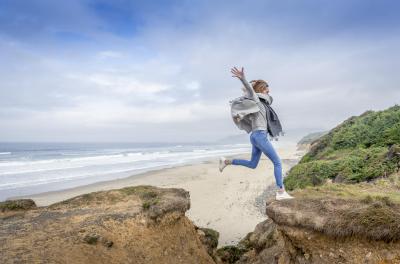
top-left (0, 186), bottom-right (217, 264)
top-left (217, 105), bottom-right (400, 264)
top-left (227, 177), bottom-right (400, 264)
top-left (216, 172), bottom-right (400, 264)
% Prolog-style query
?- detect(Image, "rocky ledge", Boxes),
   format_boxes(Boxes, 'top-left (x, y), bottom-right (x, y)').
top-left (0, 186), bottom-right (217, 264)
top-left (218, 192), bottom-right (400, 264)
top-left (3, 184), bottom-right (400, 264)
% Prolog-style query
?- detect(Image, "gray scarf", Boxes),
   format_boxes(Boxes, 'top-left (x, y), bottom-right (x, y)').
top-left (259, 97), bottom-right (284, 139)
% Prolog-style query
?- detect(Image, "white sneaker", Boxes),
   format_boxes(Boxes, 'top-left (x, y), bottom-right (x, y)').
top-left (276, 191), bottom-right (294, 200)
top-left (219, 157), bottom-right (228, 172)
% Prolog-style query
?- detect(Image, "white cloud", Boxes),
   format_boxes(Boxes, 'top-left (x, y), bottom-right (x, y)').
top-left (1, 2), bottom-right (399, 142)
top-left (68, 72), bottom-right (171, 95)
top-left (51, 100), bottom-right (227, 124)
top-left (96, 50), bottom-right (123, 59)
top-left (185, 81), bottom-right (200, 91)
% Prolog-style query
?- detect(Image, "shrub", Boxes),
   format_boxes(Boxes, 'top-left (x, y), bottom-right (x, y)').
top-left (287, 105), bottom-right (400, 190)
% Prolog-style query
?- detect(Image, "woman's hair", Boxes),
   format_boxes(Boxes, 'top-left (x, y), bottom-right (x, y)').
top-left (250, 79), bottom-right (269, 93)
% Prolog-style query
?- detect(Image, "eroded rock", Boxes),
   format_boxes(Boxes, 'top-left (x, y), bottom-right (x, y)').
top-left (0, 186), bottom-right (213, 264)
top-left (233, 197), bottom-right (400, 264)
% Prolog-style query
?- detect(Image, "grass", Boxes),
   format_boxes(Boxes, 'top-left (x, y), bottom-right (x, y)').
top-left (277, 175), bottom-right (400, 242)
top-left (83, 234), bottom-right (100, 245)
top-left (119, 186), bottom-right (161, 210)
top-left (330, 201), bottom-right (400, 242)
top-left (50, 185), bottom-right (162, 209)
top-left (0, 199), bottom-right (36, 212)
top-left (269, 195), bottom-right (400, 242)
top-left (199, 228), bottom-right (219, 249)
top-left (289, 173), bottom-right (400, 204)
top-left (126, 187), bottom-right (161, 210)
top-left (142, 197), bottom-right (160, 210)
top-left (118, 185), bottom-right (156, 197)
top-left (216, 246), bottom-right (246, 263)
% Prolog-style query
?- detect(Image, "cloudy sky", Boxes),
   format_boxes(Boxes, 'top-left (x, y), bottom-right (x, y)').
top-left (0, 0), bottom-right (399, 142)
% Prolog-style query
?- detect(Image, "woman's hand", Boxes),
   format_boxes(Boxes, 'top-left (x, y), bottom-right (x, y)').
top-left (231, 67), bottom-right (245, 79)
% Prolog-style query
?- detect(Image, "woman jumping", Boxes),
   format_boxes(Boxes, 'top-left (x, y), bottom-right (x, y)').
top-left (219, 67), bottom-right (293, 200)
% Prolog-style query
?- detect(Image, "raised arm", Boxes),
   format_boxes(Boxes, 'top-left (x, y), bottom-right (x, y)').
top-left (230, 67), bottom-right (259, 102)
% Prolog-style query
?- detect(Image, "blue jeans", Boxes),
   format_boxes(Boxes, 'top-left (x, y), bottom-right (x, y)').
top-left (232, 130), bottom-right (283, 188)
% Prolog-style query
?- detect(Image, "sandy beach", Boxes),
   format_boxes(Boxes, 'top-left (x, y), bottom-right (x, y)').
top-left (23, 143), bottom-right (304, 246)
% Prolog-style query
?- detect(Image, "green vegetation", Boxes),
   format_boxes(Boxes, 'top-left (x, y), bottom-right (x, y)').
top-left (120, 186), bottom-right (162, 210)
top-left (197, 227), bottom-right (220, 258)
top-left (119, 185), bottom-right (161, 210)
top-left (216, 245), bottom-right (247, 263)
top-left (0, 199), bottom-right (36, 212)
top-left (270, 173), bottom-right (400, 241)
top-left (275, 190), bottom-right (400, 241)
top-left (137, 188), bottom-right (160, 210)
top-left (50, 185), bottom-right (162, 209)
top-left (119, 185), bottom-right (157, 197)
top-left (285, 105), bottom-right (400, 190)
top-left (142, 197), bottom-right (160, 210)
top-left (200, 228), bottom-right (219, 249)
top-left (83, 234), bottom-right (100, 245)
top-left (289, 173), bottom-right (400, 204)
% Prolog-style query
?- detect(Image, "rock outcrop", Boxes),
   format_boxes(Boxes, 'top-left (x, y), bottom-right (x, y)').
top-left (296, 132), bottom-right (326, 151)
top-left (3, 183), bottom-right (400, 263)
top-left (224, 193), bottom-right (400, 264)
top-left (0, 186), bottom-right (216, 264)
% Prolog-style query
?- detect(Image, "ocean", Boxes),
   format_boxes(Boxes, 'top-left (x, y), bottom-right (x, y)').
top-left (0, 142), bottom-right (253, 201)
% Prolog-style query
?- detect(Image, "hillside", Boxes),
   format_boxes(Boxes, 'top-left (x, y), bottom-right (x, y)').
top-left (285, 105), bottom-right (400, 190)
